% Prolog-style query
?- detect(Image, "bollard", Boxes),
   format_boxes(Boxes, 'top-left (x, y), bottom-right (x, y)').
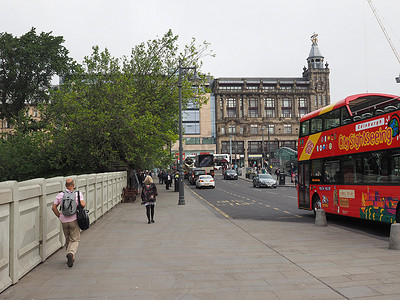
top-left (315, 209), bottom-right (327, 227)
top-left (389, 223), bottom-right (400, 250)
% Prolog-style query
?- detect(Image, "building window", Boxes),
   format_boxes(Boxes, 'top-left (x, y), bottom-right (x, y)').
top-left (281, 98), bottom-right (292, 118)
top-left (269, 140), bottom-right (279, 153)
top-left (183, 101), bottom-right (200, 134)
top-left (280, 85), bottom-right (292, 90)
top-left (227, 97), bottom-right (236, 118)
top-left (250, 124), bottom-right (258, 135)
top-left (248, 98), bottom-right (258, 118)
top-left (221, 141), bottom-right (229, 153)
top-left (263, 85), bottom-right (276, 91)
top-left (219, 86), bottom-right (242, 91)
top-left (183, 122), bottom-right (200, 134)
top-left (220, 126), bottom-right (225, 135)
top-left (298, 97), bottom-right (308, 117)
top-left (184, 137), bottom-right (200, 145)
top-left (219, 98), bottom-right (223, 118)
top-left (240, 126), bottom-right (244, 134)
top-left (229, 124), bottom-right (236, 134)
top-left (248, 141), bottom-right (262, 153)
top-left (221, 141), bottom-right (245, 154)
top-left (202, 137), bottom-right (215, 144)
top-left (268, 124), bottom-right (275, 134)
top-left (236, 141), bottom-right (244, 154)
top-left (239, 97), bottom-right (244, 118)
top-left (247, 86), bottom-right (258, 91)
top-left (281, 140), bottom-right (297, 150)
top-left (284, 124), bottom-right (292, 134)
top-left (265, 98), bottom-right (275, 118)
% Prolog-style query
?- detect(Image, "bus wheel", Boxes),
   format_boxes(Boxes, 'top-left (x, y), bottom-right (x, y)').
top-left (312, 195), bottom-right (321, 217)
top-left (396, 205), bottom-right (400, 223)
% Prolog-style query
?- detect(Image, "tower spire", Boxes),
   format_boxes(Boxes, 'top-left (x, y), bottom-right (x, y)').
top-left (307, 33), bottom-right (324, 69)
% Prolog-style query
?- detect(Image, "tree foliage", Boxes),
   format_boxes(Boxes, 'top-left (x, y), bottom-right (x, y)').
top-left (0, 127), bottom-right (50, 182)
top-left (0, 27), bottom-right (76, 123)
top-left (43, 30), bottom-right (212, 173)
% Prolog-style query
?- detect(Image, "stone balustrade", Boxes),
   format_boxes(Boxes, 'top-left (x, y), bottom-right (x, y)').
top-left (0, 171), bottom-right (127, 292)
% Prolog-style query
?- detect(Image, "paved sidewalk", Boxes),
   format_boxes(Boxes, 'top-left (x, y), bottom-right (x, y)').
top-left (1, 181), bottom-right (400, 299)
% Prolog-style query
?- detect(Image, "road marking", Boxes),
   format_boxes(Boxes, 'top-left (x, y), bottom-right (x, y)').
top-left (190, 190), bottom-right (231, 219)
top-left (193, 184), bottom-right (300, 218)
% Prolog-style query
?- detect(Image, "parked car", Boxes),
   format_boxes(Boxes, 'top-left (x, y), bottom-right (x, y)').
top-left (196, 175), bottom-right (215, 189)
top-left (224, 169), bottom-right (238, 180)
top-left (188, 168), bottom-right (206, 185)
top-left (253, 173), bottom-right (277, 188)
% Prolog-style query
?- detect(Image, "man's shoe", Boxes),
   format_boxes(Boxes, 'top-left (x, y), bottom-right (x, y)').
top-left (151, 220), bottom-right (155, 223)
top-left (67, 253), bottom-right (74, 268)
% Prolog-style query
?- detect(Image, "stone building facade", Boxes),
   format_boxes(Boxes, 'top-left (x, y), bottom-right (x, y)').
top-left (212, 36), bottom-right (330, 169)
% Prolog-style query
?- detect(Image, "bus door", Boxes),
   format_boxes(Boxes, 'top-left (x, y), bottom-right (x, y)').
top-left (298, 162), bottom-right (310, 209)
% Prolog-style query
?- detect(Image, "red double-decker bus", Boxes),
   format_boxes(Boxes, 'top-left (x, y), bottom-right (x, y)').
top-left (298, 93), bottom-right (400, 223)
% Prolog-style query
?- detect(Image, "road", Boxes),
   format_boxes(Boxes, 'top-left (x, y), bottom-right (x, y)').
top-left (187, 174), bottom-right (392, 239)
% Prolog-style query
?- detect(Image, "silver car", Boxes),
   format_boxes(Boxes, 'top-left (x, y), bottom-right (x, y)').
top-left (253, 174), bottom-right (277, 188)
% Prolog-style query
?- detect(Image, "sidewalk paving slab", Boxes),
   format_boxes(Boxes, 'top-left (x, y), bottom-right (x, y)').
top-left (1, 181), bottom-right (400, 299)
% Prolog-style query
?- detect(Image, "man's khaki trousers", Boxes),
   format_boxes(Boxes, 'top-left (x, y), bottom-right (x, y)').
top-left (62, 220), bottom-right (80, 257)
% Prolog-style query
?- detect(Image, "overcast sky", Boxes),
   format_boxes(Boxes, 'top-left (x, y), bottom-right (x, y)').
top-left (2, 0), bottom-right (400, 103)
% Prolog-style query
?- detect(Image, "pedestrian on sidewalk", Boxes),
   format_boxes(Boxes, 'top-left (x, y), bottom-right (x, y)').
top-left (141, 175), bottom-right (158, 224)
top-left (158, 170), bottom-right (163, 184)
top-left (165, 172), bottom-right (172, 190)
top-left (52, 178), bottom-right (85, 268)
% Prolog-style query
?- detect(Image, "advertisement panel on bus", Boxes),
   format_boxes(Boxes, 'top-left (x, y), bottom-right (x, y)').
top-left (298, 113), bottom-right (399, 161)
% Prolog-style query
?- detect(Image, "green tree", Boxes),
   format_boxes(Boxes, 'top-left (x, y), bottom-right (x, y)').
top-left (0, 27), bottom-right (76, 124)
top-left (44, 30), bottom-right (212, 174)
top-left (0, 126), bottom-right (50, 182)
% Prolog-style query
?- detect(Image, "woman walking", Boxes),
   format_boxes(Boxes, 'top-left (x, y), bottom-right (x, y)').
top-left (141, 175), bottom-right (158, 224)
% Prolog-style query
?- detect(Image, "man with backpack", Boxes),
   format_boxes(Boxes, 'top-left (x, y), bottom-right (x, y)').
top-left (52, 178), bottom-right (86, 268)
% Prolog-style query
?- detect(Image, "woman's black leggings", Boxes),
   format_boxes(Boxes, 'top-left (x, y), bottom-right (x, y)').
top-left (146, 205), bottom-right (154, 221)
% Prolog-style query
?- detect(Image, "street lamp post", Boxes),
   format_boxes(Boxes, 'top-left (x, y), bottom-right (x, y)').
top-left (260, 126), bottom-right (265, 169)
top-left (267, 124), bottom-right (272, 174)
top-left (229, 134), bottom-right (232, 166)
top-left (178, 59), bottom-right (200, 206)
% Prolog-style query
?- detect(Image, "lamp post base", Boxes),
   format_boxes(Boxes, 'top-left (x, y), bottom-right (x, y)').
top-left (178, 172), bottom-right (185, 205)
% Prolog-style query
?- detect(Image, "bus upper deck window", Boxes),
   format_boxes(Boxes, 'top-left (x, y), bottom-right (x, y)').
top-left (311, 118), bottom-right (323, 134)
top-left (324, 109), bottom-right (340, 130)
top-left (300, 120), bottom-right (310, 137)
